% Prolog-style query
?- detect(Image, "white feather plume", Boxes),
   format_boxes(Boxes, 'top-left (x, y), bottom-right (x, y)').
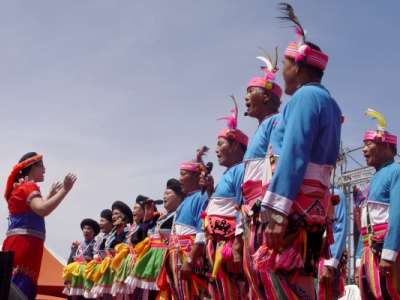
top-left (256, 56), bottom-right (273, 72)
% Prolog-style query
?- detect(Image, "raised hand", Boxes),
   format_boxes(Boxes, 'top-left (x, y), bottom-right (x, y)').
top-left (63, 173), bottom-right (77, 192)
top-left (48, 181), bottom-right (63, 198)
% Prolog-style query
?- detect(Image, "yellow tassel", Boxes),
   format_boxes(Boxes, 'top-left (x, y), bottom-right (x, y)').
top-left (111, 243), bottom-right (130, 271)
top-left (366, 108), bottom-right (387, 131)
top-left (211, 242), bottom-right (224, 279)
top-left (84, 260), bottom-right (97, 280)
top-left (62, 261), bottom-right (81, 280)
top-left (134, 237), bottom-right (151, 260)
top-left (100, 256), bottom-right (111, 274)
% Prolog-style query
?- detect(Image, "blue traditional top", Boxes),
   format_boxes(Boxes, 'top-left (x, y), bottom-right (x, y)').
top-left (360, 160), bottom-right (400, 262)
top-left (174, 190), bottom-right (208, 243)
top-left (207, 163), bottom-right (244, 226)
top-left (243, 114), bottom-right (279, 160)
top-left (262, 83), bottom-right (342, 215)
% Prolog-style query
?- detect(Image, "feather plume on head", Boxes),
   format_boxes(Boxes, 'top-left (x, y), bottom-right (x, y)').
top-left (278, 2), bottom-right (306, 43)
top-left (217, 96), bottom-right (249, 147)
top-left (365, 108), bottom-right (386, 131)
top-left (364, 108), bottom-right (397, 146)
top-left (256, 47), bottom-right (279, 81)
top-left (196, 146), bottom-right (209, 163)
top-left (217, 95), bottom-right (238, 130)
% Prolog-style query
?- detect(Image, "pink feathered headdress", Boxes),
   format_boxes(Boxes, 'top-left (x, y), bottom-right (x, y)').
top-left (180, 146), bottom-right (209, 173)
top-left (217, 95), bottom-right (248, 147)
top-left (364, 108), bottom-right (397, 146)
top-left (247, 47), bottom-right (282, 99)
top-left (278, 3), bottom-right (328, 71)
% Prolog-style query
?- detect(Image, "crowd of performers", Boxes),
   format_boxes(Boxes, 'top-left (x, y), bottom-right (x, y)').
top-left (2, 3), bottom-right (400, 300)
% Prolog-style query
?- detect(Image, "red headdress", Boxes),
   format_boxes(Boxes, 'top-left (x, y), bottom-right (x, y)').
top-left (5, 154), bottom-right (43, 200)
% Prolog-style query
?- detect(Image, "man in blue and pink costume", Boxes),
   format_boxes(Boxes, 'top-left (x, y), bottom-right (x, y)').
top-left (240, 47), bottom-right (282, 299)
top-left (255, 3), bottom-right (342, 299)
top-left (204, 96), bottom-right (249, 300)
top-left (357, 109), bottom-right (400, 300)
top-left (163, 147), bottom-right (210, 300)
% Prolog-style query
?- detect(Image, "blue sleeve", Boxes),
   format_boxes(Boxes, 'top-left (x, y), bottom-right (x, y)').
top-left (263, 91), bottom-right (320, 214)
top-left (382, 169), bottom-right (400, 261)
top-left (233, 165), bottom-right (244, 225)
top-left (329, 190), bottom-right (348, 266)
top-left (193, 192), bottom-right (208, 232)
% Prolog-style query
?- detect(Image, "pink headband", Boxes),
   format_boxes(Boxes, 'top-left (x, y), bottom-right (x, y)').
top-left (285, 42), bottom-right (328, 71)
top-left (247, 76), bottom-right (282, 99)
top-left (180, 162), bottom-right (202, 173)
top-left (363, 130), bottom-right (397, 146)
top-left (218, 128), bottom-right (248, 147)
top-left (180, 146), bottom-right (208, 173)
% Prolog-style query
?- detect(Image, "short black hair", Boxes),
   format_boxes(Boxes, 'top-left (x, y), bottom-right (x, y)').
top-left (297, 42), bottom-right (324, 80)
top-left (267, 92), bottom-right (281, 113)
top-left (225, 136), bottom-right (247, 154)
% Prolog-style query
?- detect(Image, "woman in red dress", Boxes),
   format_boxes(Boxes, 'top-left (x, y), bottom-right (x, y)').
top-left (2, 152), bottom-right (77, 300)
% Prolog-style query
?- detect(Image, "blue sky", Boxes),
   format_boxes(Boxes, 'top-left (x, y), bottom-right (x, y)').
top-left (0, 1), bottom-right (399, 259)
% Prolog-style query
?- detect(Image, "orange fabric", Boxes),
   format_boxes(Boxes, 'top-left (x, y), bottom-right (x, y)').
top-left (37, 247), bottom-right (65, 298)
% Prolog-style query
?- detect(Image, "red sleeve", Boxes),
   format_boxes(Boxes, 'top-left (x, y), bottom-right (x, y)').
top-left (7, 182), bottom-right (41, 214)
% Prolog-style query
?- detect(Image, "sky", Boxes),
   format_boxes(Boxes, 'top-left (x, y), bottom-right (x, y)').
top-left (0, 0), bottom-right (399, 260)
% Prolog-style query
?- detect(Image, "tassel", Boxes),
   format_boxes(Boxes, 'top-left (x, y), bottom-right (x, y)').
top-left (220, 240), bottom-right (233, 262)
top-left (253, 245), bottom-right (277, 272)
top-left (111, 243), bottom-right (130, 271)
top-left (134, 237), bottom-right (151, 260)
top-left (211, 242), bottom-right (224, 279)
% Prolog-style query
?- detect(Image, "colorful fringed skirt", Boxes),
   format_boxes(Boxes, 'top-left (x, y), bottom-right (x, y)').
top-left (90, 255), bottom-right (115, 298)
top-left (111, 244), bottom-right (135, 297)
top-left (63, 260), bottom-right (94, 298)
top-left (164, 234), bottom-right (209, 300)
top-left (205, 214), bottom-right (247, 300)
top-left (359, 223), bottom-right (400, 300)
top-left (125, 236), bottom-right (166, 292)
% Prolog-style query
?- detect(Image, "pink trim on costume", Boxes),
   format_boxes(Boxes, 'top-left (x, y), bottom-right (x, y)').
top-left (364, 130), bottom-right (397, 145)
top-left (285, 42), bottom-right (328, 71)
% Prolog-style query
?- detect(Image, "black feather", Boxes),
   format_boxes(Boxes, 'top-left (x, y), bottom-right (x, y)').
top-left (277, 2), bottom-right (305, 41)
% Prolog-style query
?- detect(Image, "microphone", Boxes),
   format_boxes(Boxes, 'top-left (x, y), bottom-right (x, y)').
top-left (201, 162), bottom-right (213, 194)
top-left (153, 199), bottom-right (164, 205)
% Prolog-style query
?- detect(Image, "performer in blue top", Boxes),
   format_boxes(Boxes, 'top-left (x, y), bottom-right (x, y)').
top-left (204, 96), bottom-right (248, 300)
top-left (240, 47), bottom-right (282, 299)
top-left (257, 4), bottom-right (342, 299)
top-left (164, 147), bottom-right (210, 300)
top-left (357, 109), bottom-right (400, 300)
top-left (318, 188), bottom-right (348, 300)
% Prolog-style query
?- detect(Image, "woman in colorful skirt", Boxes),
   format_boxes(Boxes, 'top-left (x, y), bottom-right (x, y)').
top-left (63, 218), bottom-right (100, 299)
top-left (2, 152), bottom-right (77, 300)
top-left (90, 200), bottom-right (133, 299)
top-left (112, 195), bottom-right (159, 299)
top-left (126, 179), bottom-right (184, 300)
